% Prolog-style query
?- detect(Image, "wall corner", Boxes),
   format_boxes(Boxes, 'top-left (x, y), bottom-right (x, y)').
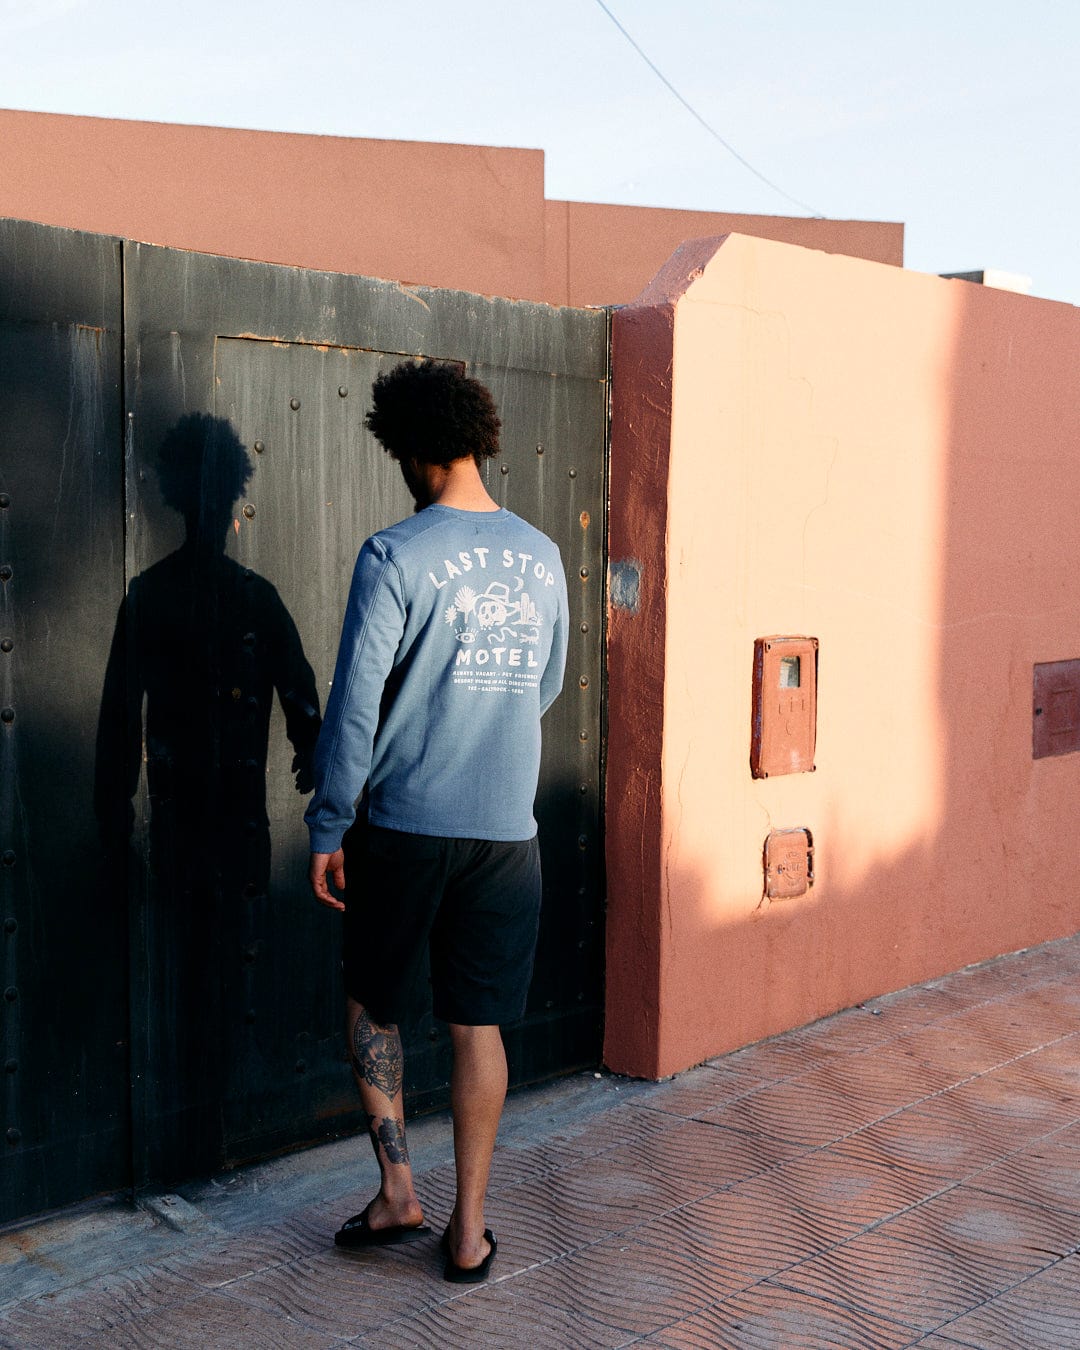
top-left (603, 236), bottom-right (730, 1078)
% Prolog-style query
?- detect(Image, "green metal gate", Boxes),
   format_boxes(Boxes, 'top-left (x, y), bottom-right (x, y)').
top-left (0, 221), bottom-right (128, 1221)
top-left (1, 221), bottom-right (607, 1221)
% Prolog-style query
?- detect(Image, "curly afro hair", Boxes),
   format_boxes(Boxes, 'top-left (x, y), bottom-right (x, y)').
top-left (364, 359), bottom-right (501, 467)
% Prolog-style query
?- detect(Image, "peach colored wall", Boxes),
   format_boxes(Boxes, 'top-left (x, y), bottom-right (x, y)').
top-left (545, 201), bottom-right (903, 308)
top-left (0, 109), bottom-right (901, 306)
top-left (606, 232), bottom-right (1080, 1078)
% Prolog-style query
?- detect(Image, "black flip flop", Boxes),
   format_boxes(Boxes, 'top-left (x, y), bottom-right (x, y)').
top-left (334, 1201), bottom-right (432, 1248)
top-left (442, 1226), bottom-right (497, 1283)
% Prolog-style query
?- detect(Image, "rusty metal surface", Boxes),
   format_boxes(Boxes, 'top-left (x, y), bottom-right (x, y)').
top-left (1033, 659), bottom-right (1080, 759)
top-left (0, 219), bottom-right (128, 1222)
top-left (750, 635), bottom-right (818, 778)
top-left (121, 243), bottom-right (608, 1184)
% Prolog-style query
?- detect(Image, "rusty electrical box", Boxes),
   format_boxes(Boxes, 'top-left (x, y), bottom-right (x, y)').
top-left (751, 636), bottom-right (818, 778)
top-left (1033, 660), bottom-right (1080, 759)
top-left (764, 828), bottom-right (814, 899)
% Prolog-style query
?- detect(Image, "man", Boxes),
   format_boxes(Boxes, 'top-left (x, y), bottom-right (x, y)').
top-left (306, 359), bottom-right (568, 1283)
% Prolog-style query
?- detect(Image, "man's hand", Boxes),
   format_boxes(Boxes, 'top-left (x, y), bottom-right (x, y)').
top-left (310, 849), bottom-right (346, 912)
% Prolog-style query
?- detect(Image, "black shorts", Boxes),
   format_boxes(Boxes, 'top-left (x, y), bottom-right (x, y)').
top-left (341, 821), bottom-right (542, 1027)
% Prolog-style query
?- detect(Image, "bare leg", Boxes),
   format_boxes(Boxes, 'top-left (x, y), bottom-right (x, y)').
top-left (444, 1023), bottom-right (507, 1269)
top-left (346, 996), bottom-right (424, 1230)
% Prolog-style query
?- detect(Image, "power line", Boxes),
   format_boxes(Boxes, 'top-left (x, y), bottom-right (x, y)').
top-left (592, 0), bottom-right (824, 218)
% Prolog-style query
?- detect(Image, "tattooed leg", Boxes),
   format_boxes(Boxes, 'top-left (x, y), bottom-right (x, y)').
top-left (345, 996), bottom-right (424, 1230)
top-left (349, 1007), bottom-right (405, 1100)
top-left (365, 1112), bottom-right (410, 1165)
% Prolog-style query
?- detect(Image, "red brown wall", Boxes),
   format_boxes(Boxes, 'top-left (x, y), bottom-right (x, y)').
top-left (0, 109), bottom-right (901, 305)
top-left (0, 109), bottom-right (548, 300)
top-left (606, 232), bottom-right (1080, 1078)
top-left (544, 200), bottom-right (903, 308)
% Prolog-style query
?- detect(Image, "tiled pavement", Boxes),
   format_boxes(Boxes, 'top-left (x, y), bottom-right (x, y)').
top-left (3, 936), bottom-right (1080, 1348)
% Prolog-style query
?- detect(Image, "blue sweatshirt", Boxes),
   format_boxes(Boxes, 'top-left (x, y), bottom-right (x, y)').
top-left (305, 504), bottom-right (568, 850)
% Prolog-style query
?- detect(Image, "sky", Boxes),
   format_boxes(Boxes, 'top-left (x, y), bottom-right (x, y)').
top-left (2, 0), bottom-right (1077, 305)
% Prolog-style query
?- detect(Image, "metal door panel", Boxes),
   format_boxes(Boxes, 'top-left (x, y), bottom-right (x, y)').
top-left (209, 337), bottom-right (411, 1160)
top-left (122, 243), bottom-right (608, 1182)
top-left (2, 222), bottom-right (608, 1216)
top-left (470, 360), bottom-right (606, 1085)
top-left (0, 220), bottom-right (127, 1221)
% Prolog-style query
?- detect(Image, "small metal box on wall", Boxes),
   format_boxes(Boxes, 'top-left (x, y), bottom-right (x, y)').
top-left (751, 636), bottom-right (818, 778)
top-left (1033, 659), bottom-right (1080, 759)
top-left (764, 828), bottom-right (814, 899)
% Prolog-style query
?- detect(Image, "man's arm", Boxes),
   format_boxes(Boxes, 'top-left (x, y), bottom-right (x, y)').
top-left (305, 539), bottom-right (406, 897)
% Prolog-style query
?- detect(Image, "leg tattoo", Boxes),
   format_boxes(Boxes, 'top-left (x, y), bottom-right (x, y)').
top-left (378, 1117), bottom-right (409, 1165)
top-left (350, 1007), bottom-right (412, 1173)
top-left (350, 1008), bottom-right (404, 1100)
top-left (365, 1112), bottom-right (410, 1165)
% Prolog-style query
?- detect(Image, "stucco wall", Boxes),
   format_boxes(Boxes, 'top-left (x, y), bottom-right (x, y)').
top-left (544, 200), bottom-right (903, 308)
top-left (0, 109), bottom-right (548, 300)
top-left (0, 109), bottom-right (901, 306)
top-left (606, 232), bottom-right (1080, 1078)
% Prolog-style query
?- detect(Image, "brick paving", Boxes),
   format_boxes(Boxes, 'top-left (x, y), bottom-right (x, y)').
top-left (3, 935), bottom-right (1079, 1347)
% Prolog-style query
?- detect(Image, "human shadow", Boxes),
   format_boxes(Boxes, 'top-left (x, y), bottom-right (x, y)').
top-left (94, 413), bottom-right (321, 1172)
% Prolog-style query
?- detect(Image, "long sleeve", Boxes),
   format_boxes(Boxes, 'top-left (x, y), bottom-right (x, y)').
top-left (304, 539), bottom-right (406, 852)
top-left (539, 558), bottom-right (569, 717)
